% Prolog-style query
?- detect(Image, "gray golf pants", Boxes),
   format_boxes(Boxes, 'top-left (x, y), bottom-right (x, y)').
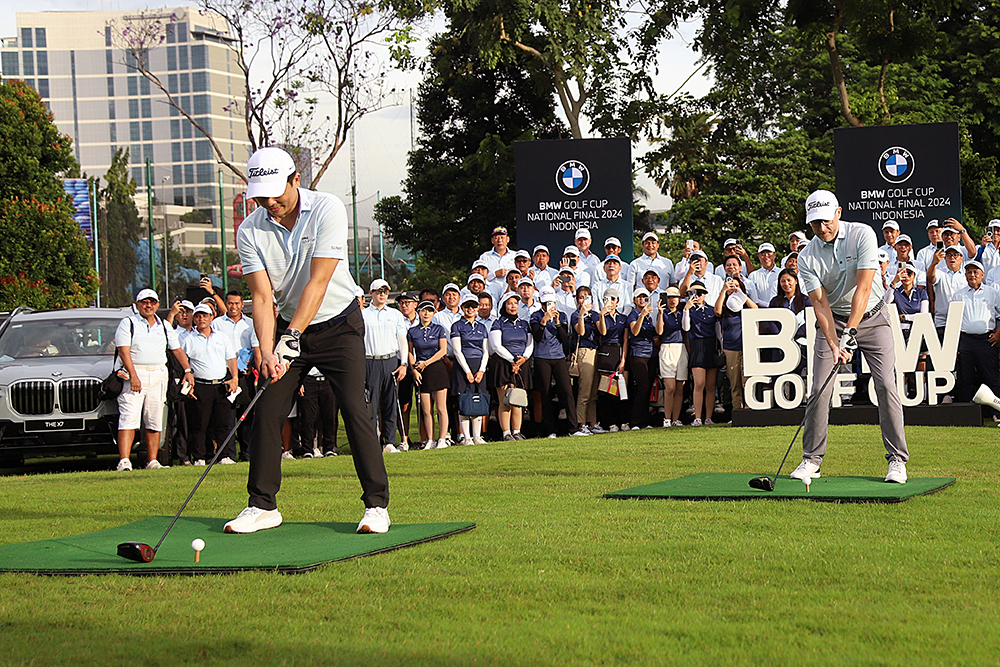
top-left (803, 307), bottom-right (909, 465)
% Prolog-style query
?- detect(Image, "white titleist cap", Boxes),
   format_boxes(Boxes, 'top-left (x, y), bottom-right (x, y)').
top-left (135, 288), bottom-right (159, 302)
top-left (805, 190), bottom-right (840, 224)
top-left (245, 147), bottom-right (297, 199)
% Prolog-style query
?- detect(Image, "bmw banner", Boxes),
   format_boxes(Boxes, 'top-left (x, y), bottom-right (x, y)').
top-left (515, 138), bottom-right (635, 262)
top-left (834, 122), bottom-right (961, 241)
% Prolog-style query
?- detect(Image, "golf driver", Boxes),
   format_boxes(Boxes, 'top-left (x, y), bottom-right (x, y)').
top-left (748, 358), bottom-right (845, 492)
top-left (117, 375), bottom-right (272, 562)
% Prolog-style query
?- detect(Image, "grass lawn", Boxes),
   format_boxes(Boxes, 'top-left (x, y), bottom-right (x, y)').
top-left (0, 423), bottom-right (997, 666)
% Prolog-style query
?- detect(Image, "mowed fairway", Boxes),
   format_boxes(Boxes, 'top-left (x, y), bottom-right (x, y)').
top-left (1, 424), bottom-right (997, 666)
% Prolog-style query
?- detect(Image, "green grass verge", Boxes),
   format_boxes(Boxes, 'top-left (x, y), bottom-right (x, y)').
top-left (1, 424), bottom-right (998, 666)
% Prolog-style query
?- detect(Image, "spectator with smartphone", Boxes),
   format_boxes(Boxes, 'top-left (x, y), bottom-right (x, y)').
top-left (979, 220), bottom-right (1000, 278)
top-left (641, 269), bottom-right (665, 305)
top-left (714, 238), bottom-right (753, 279)
top-left (934, 218), bottom-right (977, 270)
top-left (592, 255), bottom-right (632, 315)
top-left (890, 261), bottom-right (930, 396)
top-left (489, 292), bottom-right (534, 441)
top-left (716, 257), bottom-right (758, 411)
top-left (531, 287), bottom-right (588, 438)
top-left (572, 286), bottom-right (603, 433)
top-left (600, 237), bottom-right (632, 286)
top-left (553, 267), bottom-right (579, 316)
top-left (574, 228), bottom-right (602, 273)
top-left (682, 281), bottom-right (719, 426)
top-left (594, 288), bottom-right (629, 432)
top-left (630, 231), bottom-right (674, 289)
top-left (626, 287), bottom-right (658, 429)
top-left (679, 249), bottom-right (724, 304)
top-left (560, 245), bottom-right (591, 288)
top-left (656, 287), bottom-right (687, 427)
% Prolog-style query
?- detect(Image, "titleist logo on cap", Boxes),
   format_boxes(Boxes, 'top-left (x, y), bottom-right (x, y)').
top-left (248, 167), bottom-right (280, 178)
top-left (807, 200), bottom-right (832, 210)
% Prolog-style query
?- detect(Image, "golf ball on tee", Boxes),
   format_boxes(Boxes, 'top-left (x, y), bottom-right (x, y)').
top-left (802, 477), bottom-right (811, 487)
top-left (191, 538), bottom-right (206, 551)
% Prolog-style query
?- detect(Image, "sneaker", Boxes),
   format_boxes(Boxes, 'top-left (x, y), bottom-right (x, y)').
top-left (116, 458), bottom-right (132, 472)
top-left (609, 425), bottom-right (619, 433)
top-left (644, 425), bottom-right (653, 429)
top-left (182, 459), bottom-right (192, 466)
top-left (621, 424), bottom-right (630, 432)
top-left (357, 506), bottom-right (391, 534)
top-left (672, 420), bottom-right (683, 427)
top-left (570, 429), bottom-right (590, 437)
top-left (218, 457), bottom-right (236, 465)
top-left (193, 459), bottom-right (206, 467)
top-left (513, 432), bottom-right (525, 441)
top-left (579, 425), bottom-right (592, 435)
top-left (590, 424), bottom-right (606, 434)
top-left (704, 418), bottom-right (714, 426)
top-left (436, 438), bottom-right (450, 449)
top-left (302, 451), bottom-right (314, 459)
top-left (691, 418), bottom-right (703, 427)
top-left (313, 446), bottom-right (323, 458)
top-left (714, 403), bottom-right (725, 413)
top-left (502, 434), bottom-right (515, 441)
top-left (224, 506), bottom-right (283, 534)
top-left (473, 436), bottom-right (488, 445)
top-left (663, 419), bottom-right (672, 427)
top-left (630, 426), bottom-right (640, 431)
top-left (383, 444), bottom-right (400, 454)
top-left (324, 450), bottom-right (337, 457)
top-left (281, 451), bottom-right (295, 461)
top-left (145, 460), bottom-right (167, 470)
top-left (790, 460), bottom-right (822, 480)
top-left (885, 460), bottom-right (907, 484)
top-left (547, 433), bottom-right (557, 439)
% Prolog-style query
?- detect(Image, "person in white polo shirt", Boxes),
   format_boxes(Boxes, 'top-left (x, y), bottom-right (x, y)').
top-left (745, 242), bottom-right (780, 307)
top-left (780, 231), bottom-right (807, 268)
top-left (600, 236), bottom-right (632, 285)
top-left (592, 254), bottom-right (632, 315)
top-left (530, 245), bottom-right (556, 286)
top-left (950, 260), bottom-right (1000, 403)
top-left (714, 238), bottom-right (752, 278)
top-left (574, 228), bottom-right (602, 272)
top-left (979, 219), bottom-right (1000, 276)
top-left (114, 288), bottom-right (195, 471)
top-left (880, 220), bottom-right (900, 257)
top-left (517, 277), bottom-right (541, 320)
top-left (914, 219), bottom-right (943, 274)
top-left (630, 231), bottom-right (674, 289)
top-left (479, 226), bottom-right (516, 285)
top-left (512, 249), bottom-right (534, 283)
top-left (182, 304), bottom-right (240, 466)
top-left (229, 146), bottom-right (390, 535)
top-left (794, 189), bottom-right (909, 484)
top-left (559, 245), bottom-right (591, 288)
top-left (679, 249), bottom-right (724, 304)
top-left (363, 278), bottom-right (409, 454)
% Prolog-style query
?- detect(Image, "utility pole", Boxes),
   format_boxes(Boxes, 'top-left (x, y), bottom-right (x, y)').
top-left (146, 159), bottom-right (155, 289)
top-left (218, 170), bottom-right (228, 293)
top-left (378, 190), bottom-right (384, 279)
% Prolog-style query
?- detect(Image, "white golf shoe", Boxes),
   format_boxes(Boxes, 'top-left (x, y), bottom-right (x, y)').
top-left (224, 506), bottom-right (283, 534)
top-left (356, 506), bottom-right (391, 534)
top-left (885, 460), bottom-right (907, 484)
top-left (789, 460), bottom-right (821, 480)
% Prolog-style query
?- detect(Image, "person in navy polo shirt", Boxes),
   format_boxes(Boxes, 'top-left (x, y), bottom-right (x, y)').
top-left (626, 287), bottom-right (658, 429)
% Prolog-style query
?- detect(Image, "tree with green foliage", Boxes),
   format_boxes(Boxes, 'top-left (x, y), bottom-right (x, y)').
top-left (97, 148), bottom-right (142, 307)
top-left (375, 26), bottom-right (566, 280)
top-left (0, 81), bottom-right (97, 309)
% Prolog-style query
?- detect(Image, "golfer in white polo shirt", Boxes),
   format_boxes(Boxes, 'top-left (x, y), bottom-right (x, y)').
top-left (228, 146), bottom-right (390, 535)
top-left (794, 190), bottom-right (909, 484)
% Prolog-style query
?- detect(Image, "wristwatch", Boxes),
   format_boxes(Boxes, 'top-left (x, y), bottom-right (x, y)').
top-left (287, 328), bottom-right (302, 340)
top-left (846, 327), bottom-right (858, 338)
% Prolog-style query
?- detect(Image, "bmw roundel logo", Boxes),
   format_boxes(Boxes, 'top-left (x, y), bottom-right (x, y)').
top-left (556, 160), bottom-right (590, 196)
top-left (878, 146), bottom-right (914, 184)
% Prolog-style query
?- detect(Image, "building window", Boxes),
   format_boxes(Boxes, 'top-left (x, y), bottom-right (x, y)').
top-left (144, 144), bottom-right (153, 161)
top-left (183, 142), bottom-right (193, 161)
top-left (140, 77), bottom-right (150, 96)
top-left (142, 121), bottom-right (152, 141)
top-left (192, 71), bottom-right (208, 92)
top-left (193, 95), bottom-right (210, 115)
top-left (106, 49), bottom-right (113, 74)
top-left (22, 51), bottom-right (34, 76)
top-left (132, 166), bottom-right (142, 184)
top-left (1, 52), bottom-right (18, 77)
top-left (177, 22), bottom-right (188, 43)
top-left (141, 98), bottom-right (151, 118)
top-left (197, 116), bottom-right (212, 133)
top-left (196, 163), bottom-right (214, 183)
top-left (191, 44), bottom-right (207, 69)
top-left (173, 164), bottom-right (183, 186)
top-left (107, 77), bottom-right (115, 97)
top-left (109, 123), bottom-right (117, 143)
top-left (168, 73), bottom-right (178, 94)
top-left (165, 23), bottom-right (175, 44)
top-left (21, 27), bottom-right (32, 48)
top-left (108, 100), bottom-right (116, 119)
top-left (127, 76), bottom-right (137, 96)
top-left (128, 99), bottom-right (139, 118)
top-left (170, 119), bottom-right (180, 140)
top-left (205, 230), bottom-right (217, 246)
top-left (130, 122), bottom-right (140, 142)
top-left (34, 28), bottom-right (46, 48)
top-left (167, 46), bottom-right (176, 71)
top-left (105, 26), bottom-right (112, 47)
top-left (180, 72), bottom-right (190, 94)
top-left (172, 143), bottom-right (182, 161)
top-left (196, 140), bottom-right (213, 161)
top-left (185, 187), bottom-right (195, 207)
top-left (36, 79), bottom-right (49, 98)
top-left (184, 164), bottom-right (194, 184)
top-left (178, 45), bottom-right (188, 70)
top-left (36, 51), bottom-right (47, 76)
top-left (182, 121), bottom-right (193, 138)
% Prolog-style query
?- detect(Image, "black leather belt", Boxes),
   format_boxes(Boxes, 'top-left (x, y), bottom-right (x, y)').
top-left (834, 298), bottom-right (885, 323)
top-left (195, 378), bottom-right (225, 385)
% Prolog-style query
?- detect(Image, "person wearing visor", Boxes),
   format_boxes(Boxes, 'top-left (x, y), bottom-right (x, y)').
top-left (531, 287), bottom-right (589, 438)
top-left (625, 287), bottom-right (658, 429)
top-left (408, 300), bottom-right (450, 449)
top-left (594, 287), bottom-right (629, 432)
top-left (682, 280), bottom-right (719, 426)
top-left (489, 292), bottom-right (534, 441)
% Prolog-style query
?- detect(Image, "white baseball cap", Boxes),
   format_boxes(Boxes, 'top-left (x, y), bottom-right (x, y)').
top-left (988, 219), bottom-right (1000, 230)
top-left (467, 273), bottom-right (486, 285)
top-left (641, 231), bottom-right (659, 243)
top-left (690, 249), bottom-right (708, 261)
top-left (966, 259), bottom-right (985, 272)
top-left (633, 287), bottom-right (650, 299)
top-left (369, 278), bottom-right (390, 292)
top-left (789, 230), bottom-right (807, 241)
top-left (517, 277), bottom-right (535, 288)
top-left (459, 290), bottom-right (479, 307)
top-left (926, 219), bottom-right (941, 229)
top-left (245, 147), bottom-right (297, 199)
top-left (514, 249), bottom-right (531, 260)
top-left (532, 245), bottom-right (549, 255)
top-left (896, 234), bottom-right (913, 246)
top-left (538, 286), bottom-right (557, 301)
top-left (602, 255), bottom-right (622, 266)
top-left (805, 189), bottom-right (840, 223)
top-left (604, 237), bottom-right (622, 248)
top-left (882, 220), bottom-right (899, 230)
top-left (472, 259), bottom-right (489, 271)
top-left (178, 300), bottom-right (196, 311)
top-left (442, 282), bottom-right (461, 294)
top-left (575, 228), bottom-right (591, 240)
top-left (135, 288), bottom-right (159, 302)
top-left (563, 246), bottom-right (580, 257)
top-left (724, 238), bottom-right (739, 248)
top-left (193, 304), bottom-right (214, 316)
top-left (757, 242), bottom-right (776, 254)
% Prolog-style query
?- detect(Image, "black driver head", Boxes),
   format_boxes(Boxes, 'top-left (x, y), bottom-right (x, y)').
top-left (748, 476), bottom-right (775, 492)
top-left (117, 541), bottom-right (156, 562)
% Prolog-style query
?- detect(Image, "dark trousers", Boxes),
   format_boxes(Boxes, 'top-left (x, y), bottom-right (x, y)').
top-left (957, 333), bottom-right (1000, 402)
top-left (189, 382), bottom-right (235, 461)
top-left (627, 355), bottom-right (654, 427)
top-left (533, 356), bottom-right (578, 435)
top-left (169, 398), bottom-right (191, 463)
top-left (234, 373), bottom-right (256, 461)
top-left (296, 374), bottom-right (339, 455)
top-left (248, 308), bottom-right (388, 511)
top-left (365, 357), bottom-right (399, 445)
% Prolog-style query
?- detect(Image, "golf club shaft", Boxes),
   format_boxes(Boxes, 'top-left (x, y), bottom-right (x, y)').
top-left (770, 358), bottom-right (845, 483)
top-left (152, 375), bottom-right (272, 553)
top-left (393, 376), bottom-right (408, 445)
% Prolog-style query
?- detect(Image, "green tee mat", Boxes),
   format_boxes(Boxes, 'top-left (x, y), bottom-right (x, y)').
top-left (0, 516), bottom-right (476, 576)
top-left (605, 473), bottom-right (956, 503)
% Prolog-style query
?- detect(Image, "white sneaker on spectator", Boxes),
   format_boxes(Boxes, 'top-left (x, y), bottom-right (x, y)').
top-left (302, 451), bottom-right (314, 459)
top-left (663, 419), bottom-right (672, 427)
top-left (885, 460), bottom-right (907, 483)
top-left (621, 424), bottom-right (630, 432)
top-left (547, 433), bottom-right (557, 439)
top-left (789, 460), bottom-right (821, 480)
top-left (145, 460), bottom-right (166, 470)
top-left (590, 424), bottom-right (606, 434)
top-left (281, 451), bottom-right (294, 461)
top-left (609, 425), bottom-right (619, 433)
top-left (570, 429), bottom-right (590, 436)
top-left (714, 403), bottom-right (725, 413)
top-left (313, 446), bottom-right (323, 458)
top-left (357, 506), bottom-right (391, 534)
top-left (218, 457), bottom-right (236, 465)
top-left (324, 450), bottom-right (337, 457)
top-left (630, 426), bottom-right (640, 431)
top-left (425, 439), bottom-right (437, 450)
top-left (436, 438), bottom-right (450, 449)
top-left (116, 458), bottom-right (132, 472)
top-left (193, 459), bottom-right (206, 466)
top-left (672, 420), bottom-right (683, 427)
top-left (224, 506), bottom-right (283, 533)
top-left (704, 418), bottom-right (714, 426)
top-left (691, 418), bottom-right (703, 427)
top-left (473, 436), bottom-right (487, 445)
top-left (383, 444), bottom-right (400, 454)
top-left (644, 425), bottom-right (653, 429)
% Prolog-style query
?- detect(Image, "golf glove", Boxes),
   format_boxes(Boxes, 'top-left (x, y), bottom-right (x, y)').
top-left (274, 333), bottom-right (301, 368)
top-left (839, 327), bottom-right (858, 353)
